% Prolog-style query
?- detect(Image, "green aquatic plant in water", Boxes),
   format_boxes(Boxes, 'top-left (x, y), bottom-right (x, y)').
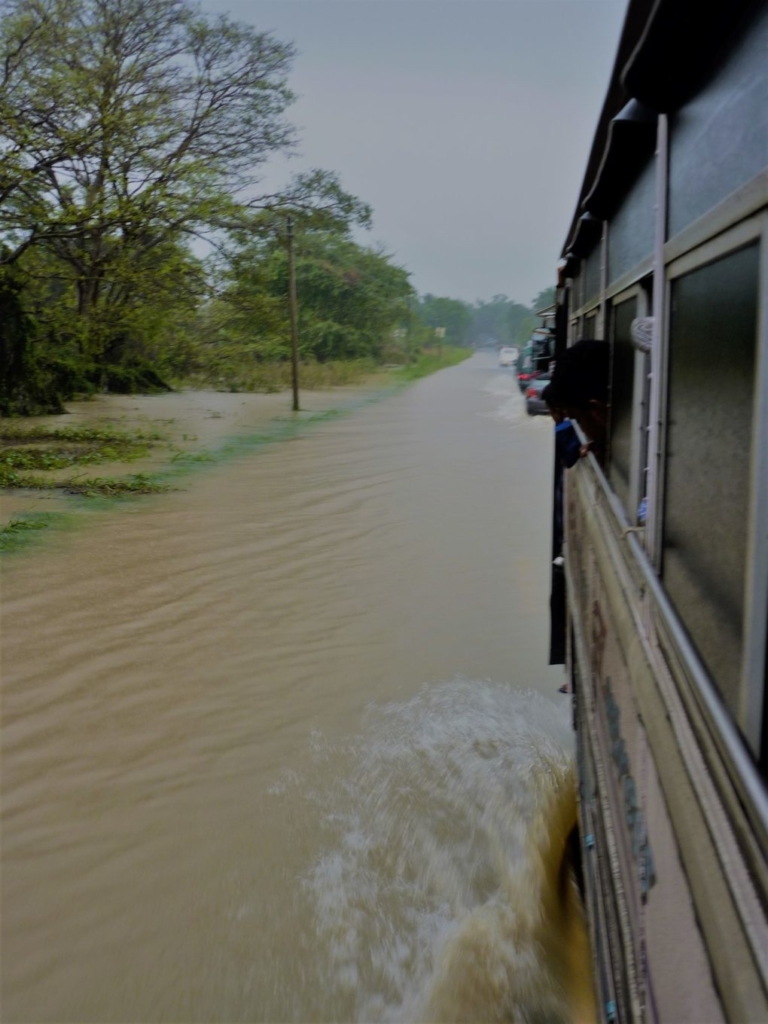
top-left (0, 424), bottom-right (163, 444)
top-left (60, 474), bottom-right (170, 497)
top-left (0, 425), bottom-right (163, 489)
top-left (0, 513), bottom-right (69, 553)
top-left (0, 470), bottom-right (169, 497)
top-left (170, 450), bottom-right (217, 463)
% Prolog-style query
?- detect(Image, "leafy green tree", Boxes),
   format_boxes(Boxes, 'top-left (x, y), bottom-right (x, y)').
top-left (0, 0), bottom-right (89, 244)
top-left (416, 294), bottom-right (472, 346)
top-left (512, 287), bottom-right (556, 345)
top-left (0, 0), bottom-right (379, 391)
top-left (530, 286), bottom-right (555, 312)
top-left (0, 259), bottom-right (35, 412)
top-left (0, 0), bottom-right (300, 359)
top-left (18, 231), bottom-right (206, 355)
top-left (512, 313), bottom-right (539, 346)
top-left (293, 235), bottom-right (413, 361)
top-left (209, 225), bottom-right (413, 366)
top-left (469, 294), bottom-right (530, 346)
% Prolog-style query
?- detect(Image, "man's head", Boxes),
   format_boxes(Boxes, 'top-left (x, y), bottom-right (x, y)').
top-left (551, 339), bottom-right (610, 453)
top-left (541, 381), bottom-right (567, 424)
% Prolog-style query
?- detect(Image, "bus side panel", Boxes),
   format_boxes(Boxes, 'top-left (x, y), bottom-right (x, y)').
top-left (643, 752), bottom-right (725, 1023)
top-left (567, 466), bottom-right (724, 1023)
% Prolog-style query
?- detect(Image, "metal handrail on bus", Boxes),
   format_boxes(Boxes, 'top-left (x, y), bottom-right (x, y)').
top-left (576, 436), bottom-right (768, 854)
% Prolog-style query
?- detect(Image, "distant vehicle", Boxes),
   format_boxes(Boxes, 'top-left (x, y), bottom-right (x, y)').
top-left (517, 347), bottom-right (531, 390)
top-left (525, 373), bottom-right (551, 415)
top-left (498, 346), bottom-right (518, 367)
top-left (518, 330), bottom-right (555, 390)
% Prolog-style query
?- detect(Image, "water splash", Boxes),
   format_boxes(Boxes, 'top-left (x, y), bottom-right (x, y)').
top-left (302, 680), bottom-right (595, 1023)
top-left (483, 373), bottom-right (534, 427)
top-left (484, 373), bottom-right (521, 398)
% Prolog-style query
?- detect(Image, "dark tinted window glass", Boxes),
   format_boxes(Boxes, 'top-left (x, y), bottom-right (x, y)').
top-left (668, 4), bottom-right (768, 238)
top-left (663, 243), bottom-right (759, 718)
top-left (608, 297), bottom-right (637, 509)
top-left (585, 244), bottom-right (602, 304)
top-left (608, 158), bottom-right (655, 282)
top-left (583, 313), bottom-right (597, 340)
top-left (572, 270), bottom-right (583, 310)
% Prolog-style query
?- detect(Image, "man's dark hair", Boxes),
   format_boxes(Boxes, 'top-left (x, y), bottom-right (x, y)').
top-left (551, 339), bottom-right (609, 409)
top-left (541, 380), bottom-right (566, 410)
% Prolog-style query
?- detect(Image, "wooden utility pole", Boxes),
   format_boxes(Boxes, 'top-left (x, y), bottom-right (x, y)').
top-left (406, 294), bottom-right (415, 365)
top-left (286, 216), bottom-right (300, 412)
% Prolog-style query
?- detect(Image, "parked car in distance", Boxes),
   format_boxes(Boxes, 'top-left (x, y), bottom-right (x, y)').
top-left (498, 346), bottom-right (518, 367)
top-left (525, 373), bottom-right (551, 416)
top-left (517, 350), bottom-right (532, 391)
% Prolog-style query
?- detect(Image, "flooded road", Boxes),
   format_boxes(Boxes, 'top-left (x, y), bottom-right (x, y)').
top-left (1, 353), bottom-right (591, 1022)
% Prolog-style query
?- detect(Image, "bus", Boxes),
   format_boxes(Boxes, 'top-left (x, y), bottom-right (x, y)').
top-left (518, 326), bottom-right (555, 390)
top-left (552, 0), bottom-right (768, 1020)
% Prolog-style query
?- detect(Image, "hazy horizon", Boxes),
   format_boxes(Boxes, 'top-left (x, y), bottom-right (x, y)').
top-left (203, 0), bottom-right (629, 305)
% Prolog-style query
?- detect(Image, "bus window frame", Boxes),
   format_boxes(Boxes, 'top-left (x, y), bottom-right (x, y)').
top-left (583, 311), bottom-right (598, 339)
top-left (606, 283), bottom-right (651, 524)
top-left (657, 210), bottom-right (768, 757)
top-left (567, 414), bottom-right (768, 867)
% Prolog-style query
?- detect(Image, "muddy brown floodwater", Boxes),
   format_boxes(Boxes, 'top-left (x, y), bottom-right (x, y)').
top-left (1, 353), bottom-right (594, 1023)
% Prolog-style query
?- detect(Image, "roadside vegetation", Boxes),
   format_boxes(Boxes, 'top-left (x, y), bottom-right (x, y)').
top-left (0, 422), bottom-right (167, 492)
top-left (414, 289), bottom-right (555, 350)
top-left (0, 0), bottom-right (553, 419)
top-left (0, 512), bottom-right (65, 553)
top-left (394, 348), bottom-right (472, 381)
top-left (0, 347), bottom-right (470, 494)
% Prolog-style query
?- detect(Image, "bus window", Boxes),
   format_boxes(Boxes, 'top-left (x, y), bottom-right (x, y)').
top-left (608, 297), bottom-right (638, 511)
top-left (662, 243), bottom-right (760, 721)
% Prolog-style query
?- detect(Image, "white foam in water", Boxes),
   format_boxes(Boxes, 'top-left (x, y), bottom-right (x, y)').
top-left (300, 680), bottom-right (579, 1023)
top-left (493, 398), bottom-right (530, 427)
top-left (483, 373), bottom-right (537, 427)
top-left (484, 373), bottom-right (521, 398)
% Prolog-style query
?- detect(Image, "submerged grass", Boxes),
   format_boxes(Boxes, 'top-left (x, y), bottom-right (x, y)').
top-left (1, 470), bottom-right (169, 497)
top-left (0, 424), bottom-right (163, 490)
top-left (61, 474), bottom-right (170, 497)
top-left (1, 349), bottom-right (472, 554)
top-left (0, 512), bottom-right (72, 554)
top-left (0, 424), bottom-right (163, 444)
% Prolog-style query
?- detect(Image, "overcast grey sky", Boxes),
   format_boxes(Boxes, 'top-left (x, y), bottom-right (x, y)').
top-left (203, 0), bottom-right (628, 305)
